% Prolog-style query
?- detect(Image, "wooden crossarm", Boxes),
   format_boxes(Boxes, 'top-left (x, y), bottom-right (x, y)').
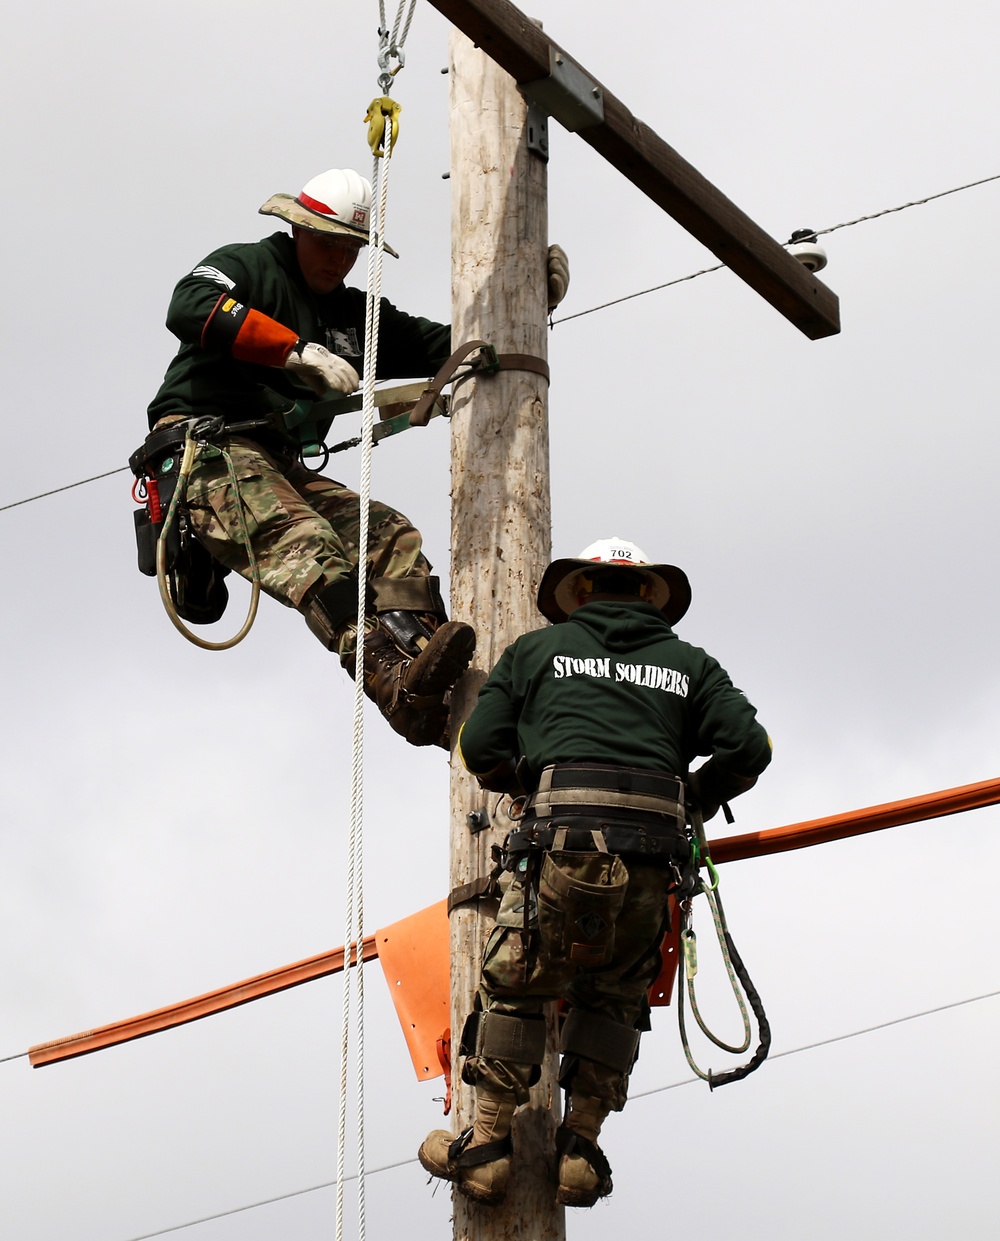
top-left (426, 0), bottom-right (840, 340)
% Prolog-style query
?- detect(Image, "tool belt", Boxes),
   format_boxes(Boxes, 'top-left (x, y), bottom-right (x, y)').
top-left (506, 763), bottom-right (689, 864)
top-left (507, 820), bottom-right (689, 863)
top-left (129, 418), bottom-right (234, 625)
top-left (526, 763), bottom-right (685, 819)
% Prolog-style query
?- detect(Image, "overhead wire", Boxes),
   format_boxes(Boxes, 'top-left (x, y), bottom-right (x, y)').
top-left (630, 985), bottom-right (1000, 1100)
top-left (0, 465), bottom-right (129, 512)
top-left (93, 985), bottom-right (999, 1241)
top-left (1, 171), bottom-right (998, 517)
top-left (550, 170), bottom-right (1000, 325)
top-left (115, 1158), bottom-right (415, 1241)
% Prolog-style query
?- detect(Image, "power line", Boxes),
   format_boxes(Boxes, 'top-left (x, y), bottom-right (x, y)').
top-left (117, 1158), bottom-right (415, 1241)
top-left (0, 466), bottom-right (129, 513)
top-left (108, 986), bottom-right (999, 1241)
top-left (814, 171), bottom-right (1000, 239)
top-left (551, 170), bottom-right (1000, 325)
top-left (630, 986), bottom-right (1000, 1101)
top-left (3, 171), bottom-right (999, 517)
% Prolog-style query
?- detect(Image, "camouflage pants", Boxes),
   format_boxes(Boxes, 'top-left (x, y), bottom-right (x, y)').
top-left (181, 436), bottom-right (430, 655)
top-left (465, 850), bottom-right (674, 1110)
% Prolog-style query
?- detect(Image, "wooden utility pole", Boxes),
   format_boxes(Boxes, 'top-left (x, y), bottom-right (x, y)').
top-left (441, 5), bottom-right (840, 1237)
top-left (447, 26), bottom-right (564, 1241)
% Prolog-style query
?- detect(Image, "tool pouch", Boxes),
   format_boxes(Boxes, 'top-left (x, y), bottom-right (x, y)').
top-left (130, 432), bottom-right (231, 625)
top-left (133, 451), bottom-right (182, 577)
top-left (536, 849), bottom-right (629, 969)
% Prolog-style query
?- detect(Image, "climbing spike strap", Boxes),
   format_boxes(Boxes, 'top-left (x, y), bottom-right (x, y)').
top-left (559, 1009), bottom-right (640, 1074)
top-left (461, 1010), bottom-right (547, 1067)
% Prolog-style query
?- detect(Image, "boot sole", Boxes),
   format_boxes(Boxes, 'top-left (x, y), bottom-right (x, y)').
top-left (457, 1179), bottom-right (507, 1207)
top-left (404, 622), bottom-right (476, 696)
top-left (556, 1186), bottom-right (608, 1208)
top-left (417, 1145), bottom-right (508, 1207)
top-left (417, 1145), bottom-right (458, 1183)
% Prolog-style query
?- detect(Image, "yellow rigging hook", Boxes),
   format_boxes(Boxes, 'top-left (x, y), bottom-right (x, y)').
top-left (364, 95), bottom-right (401, 157)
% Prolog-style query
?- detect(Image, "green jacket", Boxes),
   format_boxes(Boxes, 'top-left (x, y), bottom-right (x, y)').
top-left (147, 232), bottom-right (451, 429)
top-left (459, 601), bottom-right (771, 807)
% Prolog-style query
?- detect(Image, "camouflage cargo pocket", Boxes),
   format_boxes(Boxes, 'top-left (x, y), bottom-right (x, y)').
top-left (184, 452), bottom-right (289, 546)
top-left (536, 851), bottom-right (629, 969)
top-left (480, 924), bottom-right (531, 995)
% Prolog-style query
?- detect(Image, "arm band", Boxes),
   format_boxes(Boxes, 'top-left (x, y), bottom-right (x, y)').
top-left (202, 298), bottom-right (298, 365)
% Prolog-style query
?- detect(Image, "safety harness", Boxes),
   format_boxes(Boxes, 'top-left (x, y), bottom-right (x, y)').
top-left (129, 346), bottom-right (547, 646)
top-left (451, 761), bottom-right (771, 1091)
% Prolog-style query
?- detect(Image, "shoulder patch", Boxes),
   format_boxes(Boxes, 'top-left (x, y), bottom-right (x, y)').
top-left (191, 264), bottom-right (236, 291)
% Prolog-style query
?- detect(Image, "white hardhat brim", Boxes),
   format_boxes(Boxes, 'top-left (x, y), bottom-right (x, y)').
top-left (537, 557), bottom-right (692, 625)
top-left (259, 193), bottom-right (398, 258)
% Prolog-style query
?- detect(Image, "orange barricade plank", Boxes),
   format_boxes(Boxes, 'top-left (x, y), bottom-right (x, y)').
top-left (29, 937), bottom-right (378, 1067)
top-left (375, 901), bottom-right (451, 1081)
top-left (710, 775), bottom-right (1000, 864)
top-left (29, 776), bottom-right (1000, 1072)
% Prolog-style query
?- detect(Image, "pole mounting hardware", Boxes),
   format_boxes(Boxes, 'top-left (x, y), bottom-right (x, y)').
top-left (519, 47), bottom-right (605, 132)
top-left (526, 103), bottom-right (549, 161)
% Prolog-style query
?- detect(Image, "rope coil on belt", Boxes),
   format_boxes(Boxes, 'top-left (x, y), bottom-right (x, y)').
top-left (677, 806), bottom-right (771, 1088)
top-left (153, 422), bottom-right (261, 651)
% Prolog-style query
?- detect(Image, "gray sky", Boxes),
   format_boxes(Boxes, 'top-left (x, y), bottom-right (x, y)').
top-left (2, 1), bottom-right (999, 1238)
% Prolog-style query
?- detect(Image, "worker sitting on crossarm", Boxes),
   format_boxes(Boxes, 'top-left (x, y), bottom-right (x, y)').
top-left (419, 537), bottom-right (771, 1203)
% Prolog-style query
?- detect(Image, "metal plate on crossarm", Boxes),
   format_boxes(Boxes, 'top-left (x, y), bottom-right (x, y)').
top-left (520, 46), bottom-right (605, 132)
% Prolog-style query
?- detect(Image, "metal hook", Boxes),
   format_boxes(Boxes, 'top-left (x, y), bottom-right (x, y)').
top-left (377, 41), bottom-right (405, 92)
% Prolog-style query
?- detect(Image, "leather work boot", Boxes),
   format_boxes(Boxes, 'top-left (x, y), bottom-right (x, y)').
top-left (556, 1095), bottom-right (614, 1208)
top-left (418, 1087), bottom-right (516, 1206)
top-left (359, 619), bottom-right (475, 748)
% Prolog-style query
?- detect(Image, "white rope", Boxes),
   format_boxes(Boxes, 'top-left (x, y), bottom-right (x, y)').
top-left (335, 12), bottom-right (413, 1240)
top-left (334, 189), bottom-right (380, 1241)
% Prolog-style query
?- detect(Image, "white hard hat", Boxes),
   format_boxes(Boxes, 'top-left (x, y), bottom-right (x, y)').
top-left (576, 536), bottom-right (653, 566)
top-left (537, 536), bottom-right (691, 625)
top-left (259, 168), bottom-right (398, 256)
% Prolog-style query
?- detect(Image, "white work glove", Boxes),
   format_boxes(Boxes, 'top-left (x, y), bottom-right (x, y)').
top-left (284, 341), bottom-right (359, 396)
top-left (547, 243), bottom-right (570, 311)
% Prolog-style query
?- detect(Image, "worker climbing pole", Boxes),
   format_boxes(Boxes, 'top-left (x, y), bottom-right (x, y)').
top-left (128, 0), bottom-right (478, 750)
